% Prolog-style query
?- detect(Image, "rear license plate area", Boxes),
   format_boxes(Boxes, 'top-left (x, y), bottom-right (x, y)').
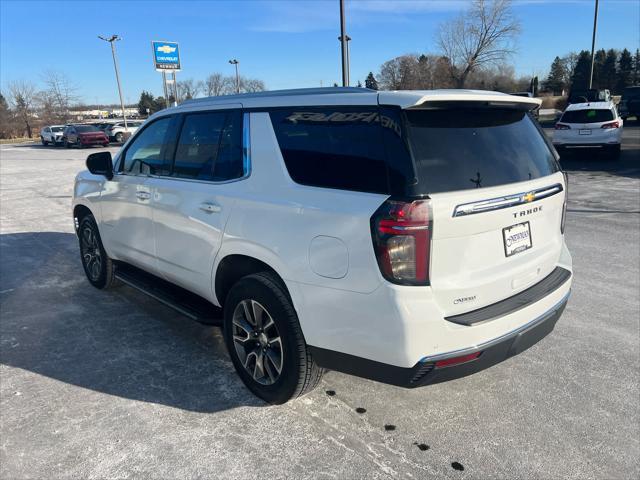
top-left (503, 221), bottom-right (532, 257)
top-left (579, 129), bottom-right (592, 135)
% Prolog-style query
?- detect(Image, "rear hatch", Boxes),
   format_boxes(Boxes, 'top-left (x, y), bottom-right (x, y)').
top-left (80, 132), bottom-right (106, 142)
top-left (556, 107), bottom-right (618, 143)
top-left (402, 104), bottom-right (566, 317)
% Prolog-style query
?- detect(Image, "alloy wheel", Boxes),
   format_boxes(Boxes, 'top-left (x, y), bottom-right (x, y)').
top-left (232, 299), bottom-right (283, 385)
top-left (80, 225), bottom-right (102, 281)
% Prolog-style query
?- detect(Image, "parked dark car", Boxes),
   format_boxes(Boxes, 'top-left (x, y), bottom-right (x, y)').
top-left (567, 89), bottom-right (611, 105)
top-left (63, 125), bottom-right (109, 148)
top-left (510, 92), bottom-right (540, 120)
top-left (618, 86), bottom-right (640, 120)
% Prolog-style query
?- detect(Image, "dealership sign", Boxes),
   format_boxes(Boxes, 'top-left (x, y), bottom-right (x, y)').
top-left (152, 41), bottom-right (181, 71)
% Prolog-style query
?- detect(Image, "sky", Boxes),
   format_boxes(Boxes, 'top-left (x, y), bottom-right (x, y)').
top-left (1, 0), bottom-right (639, 105)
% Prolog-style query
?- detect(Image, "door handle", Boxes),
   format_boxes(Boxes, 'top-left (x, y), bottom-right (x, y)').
top-left (199, 202), bottom-right (221, 213)
top-left (136, 191), bottom-right (151, 200)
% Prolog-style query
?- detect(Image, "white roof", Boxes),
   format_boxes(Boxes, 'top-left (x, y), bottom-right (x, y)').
top-left (151, 87), bottom-right (541, 120)
top-left (565, 101), bottom-right (614, 111)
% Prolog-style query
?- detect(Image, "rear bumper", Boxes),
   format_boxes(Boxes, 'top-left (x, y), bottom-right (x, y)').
top-left (310, 291), bottom-right (569, 388)
top-left (80, 137), bottom-right (108, 145)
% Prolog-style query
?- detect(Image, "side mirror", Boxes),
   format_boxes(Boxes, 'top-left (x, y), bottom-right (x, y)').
top-left (86, 151), bottom-right (114, 180)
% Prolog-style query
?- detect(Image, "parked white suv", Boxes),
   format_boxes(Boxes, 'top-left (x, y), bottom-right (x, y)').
top-left (105, 121), bottom-right (143, 143)
top-left (40, 125), bottom-right (65, 146)
top-left (73, 88), bottom-right (572, 404)
top-left (553, 102), bottom-right (623, 158)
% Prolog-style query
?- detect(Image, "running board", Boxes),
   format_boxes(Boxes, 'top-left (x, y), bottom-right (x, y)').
top-left (114, 263), bottom-right (223, 326)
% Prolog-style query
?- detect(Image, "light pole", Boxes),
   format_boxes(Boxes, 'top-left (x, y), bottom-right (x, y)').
top-left (229, 59), bottom-right (240, 94)
top-left (98, 34), bottom-right (128, 131)
top-left (588, 0), bottom-right (599, 89)
top-left (338, 0), bottom-right (350, 87)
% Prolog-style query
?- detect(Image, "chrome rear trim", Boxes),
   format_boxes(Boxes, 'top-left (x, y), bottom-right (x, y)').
top-left (453, 183), bottom-right (563, 217)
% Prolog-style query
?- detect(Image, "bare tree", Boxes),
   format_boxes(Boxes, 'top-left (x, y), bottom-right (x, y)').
top-left (240, 77), bottom-right (266, 93)
top-left (560, 52), bottom-right (578, 88)
top-left (378, 54), bottom-right (454, 90)
top-left (8, 80), bottom-right (38, 138)
top-left (176, 78), bottom-right (201, 101)
top-left (41, 70), bottom-right (79, 122)
top-left (378, 55), bottom-right (420, 90)
top-left (204, 73), bottom-right (233, 96)
top-left (437, 0), bottom-right (520, 88)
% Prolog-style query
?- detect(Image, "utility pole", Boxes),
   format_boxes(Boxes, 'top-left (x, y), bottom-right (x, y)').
top-left (229, 59), bottom-right (240, 94)
top-left (98, 35), bottom-right (128, 131)
top-left (338, 0), bottom-right (349, 86)
top-left (588, 0), bottom-right (599, 89)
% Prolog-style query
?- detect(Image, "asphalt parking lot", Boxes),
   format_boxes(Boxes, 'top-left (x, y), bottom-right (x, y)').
top-left (1, 127), bottom-right (639, 479)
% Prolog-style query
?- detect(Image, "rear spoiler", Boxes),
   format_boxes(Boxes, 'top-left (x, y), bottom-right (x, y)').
top-left (378, 90), bottom-right (542, 111)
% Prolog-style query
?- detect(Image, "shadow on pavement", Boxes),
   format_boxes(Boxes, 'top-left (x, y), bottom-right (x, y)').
top-left (559, 144), bottom-right (640, 180)
top-left (0, 232), bottom-right (263, 413)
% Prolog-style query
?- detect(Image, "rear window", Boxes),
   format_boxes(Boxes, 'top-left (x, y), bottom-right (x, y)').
top-left (560, 109), bottom-right (614, 124)
top-left (405, 109), bottom-right (558, 194)
top-left (75, 125), bottom-right (99, 133)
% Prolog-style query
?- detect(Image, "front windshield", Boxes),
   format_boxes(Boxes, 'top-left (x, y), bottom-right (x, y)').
top-left (51, 126), bottom-right (64, 132)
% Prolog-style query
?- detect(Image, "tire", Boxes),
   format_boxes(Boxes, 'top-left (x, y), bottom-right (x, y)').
top-left (41, 136), bottom-right (48, 146)
top-left (77, 138), bottom-right (83, 148)
top-left (78, 214), bottom-right (120, 289)
top-left (115, 132), bottom-right (124, 143)
top-left (64, 138), bottom-right (70, 148)
top-left (223, 272), bottom-right (324, 404)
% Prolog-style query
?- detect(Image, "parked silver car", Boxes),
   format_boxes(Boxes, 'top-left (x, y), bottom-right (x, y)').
top-left (105, 121), bottom-right (143, 143)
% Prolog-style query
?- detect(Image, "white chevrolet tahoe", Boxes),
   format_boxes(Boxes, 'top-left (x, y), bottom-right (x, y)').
top-left (73, 88), bottom-right (572, 404)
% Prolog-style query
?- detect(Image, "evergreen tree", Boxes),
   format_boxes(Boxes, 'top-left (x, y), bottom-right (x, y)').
top-left (591, 49), bottom-right (606, 89)
top-left (617, 49), bottom-right (633, 93)
top-left (365, 72), bottom-right (379, 90)
top-left (601, 49), bottom-right (618, 91)
top-left (154, 97), bottom-right (167, 112)
top-left (570, 50), bottom-right (592, 91)
top-left (543, 57), bottom-right (566, 95)
top-left (633, 49), bottom-right (640, 84)
top-left (356, 80), bottom-right (363, 88)
top-left (0, 93), bottom-right (11, 139)
top-left (137, 91), bottom-right (156, 116)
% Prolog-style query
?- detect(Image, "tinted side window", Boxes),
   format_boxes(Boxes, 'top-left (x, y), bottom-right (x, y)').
top-left (172, 110), bottom-right (243, 181)
top-left (122, 117), bottom-right (172, 175)
top-left (269, 108), bottom-right (389, 194)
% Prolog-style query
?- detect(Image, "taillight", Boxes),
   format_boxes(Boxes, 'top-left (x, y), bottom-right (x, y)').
top-left (371, 199), bottom-right (431, 285)
top-left (434, 351), bottom-right (481, 368)
top-left (554, 123), bottom-right (570, 130)
top-left (601, 121), bottom-right (620, 129)
top-left (561, 172), bottom-right (568, 234)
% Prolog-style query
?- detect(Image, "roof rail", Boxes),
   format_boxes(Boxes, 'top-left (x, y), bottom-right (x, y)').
top-left (181, 87), bottom-right (375, 105)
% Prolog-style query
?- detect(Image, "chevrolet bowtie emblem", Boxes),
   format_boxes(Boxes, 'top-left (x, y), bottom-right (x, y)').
top-left (522, 192), bottom-right (535, 203)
